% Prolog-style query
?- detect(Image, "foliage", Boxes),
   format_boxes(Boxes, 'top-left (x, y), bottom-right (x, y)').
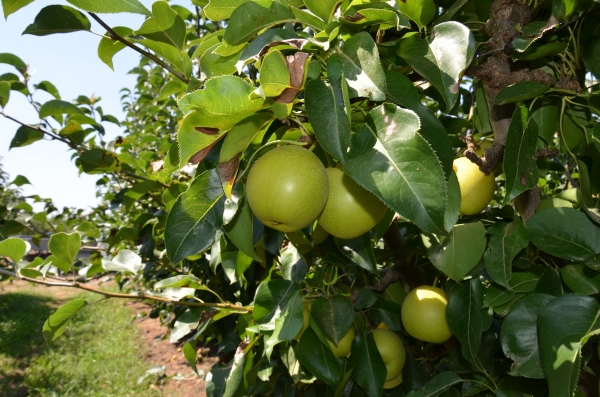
top-left (1, 0), bottom-right (600, 396)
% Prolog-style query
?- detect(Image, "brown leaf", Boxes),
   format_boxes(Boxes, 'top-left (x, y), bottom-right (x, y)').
top-left (287, 51), bottom-right (310, 89)
top-left (217, 153), bottom-right (241, 185)
top-left (189, 139), bottom-right (220, 164)
top-left (275, 87), bottom-right (300, 104)
top-left (344, 12), bottom-right (365, 22)
top-left (195, 126), bottom-right (220, 135)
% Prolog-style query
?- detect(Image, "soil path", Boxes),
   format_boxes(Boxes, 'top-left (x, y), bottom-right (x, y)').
top-left (0, 279), bottom-right (219, 397)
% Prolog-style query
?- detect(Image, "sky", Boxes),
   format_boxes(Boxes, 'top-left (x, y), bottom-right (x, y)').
top-left (0, 0), bottom-right (188, 210)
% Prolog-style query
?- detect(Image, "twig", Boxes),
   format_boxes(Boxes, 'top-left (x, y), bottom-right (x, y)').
top-left (0, 267), bottom-right (251, 312)
top-left (1, 112), bottom-right (81, 151)
top-left (463, 133), bottom-right (504, 175)
top-left (88, 13), bottom-right (189, 84)
top-left (535, 148), bottom-right (559, 159)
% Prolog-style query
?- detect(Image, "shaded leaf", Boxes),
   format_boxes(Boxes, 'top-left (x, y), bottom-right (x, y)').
top-left (0, 53), bottom-right (26, 74)
top-left (494, 82), bottom-right (550, 105)
top-left (484, 219), bottom-right (529, 289)
top-left (297, 327), bottom-right (342, 388)
top-left (9, 126), bottom-right (43, 149)
top-left (311, 295), bottom-right (354, 345)
top-left (164, 169), bottom-right (225, 264)
top-left (43, 299), bottom-right (88, 342)
top-left (350, 332), bottom-right (386, 397)
top-left (345, 104), bottom-right (447, 234)
top-left (305, 78), bottom-right (351, 162)
top-left (423, 222), bottom-right (487, 281)
top-left (539, 294), bottom-right (600, 397)
top-left (525, 208), bottom-right (600, 262)
top-left (396, 0), bottom-right (436, 29)
top-left (446, 279), bottom-right (486, 368)
top-left (97, 26), bottom-right (132, 70)
top-left (397, 22), bottom-right (475, 111)
top-left (335, 233), bottom-right (377, 274)
top-left (405, 371), bottom-right (462, 397)
top-left (500, 293), bottom-right (554, 378)
top-left (23, 5), bottom-right (90, 36)
top-left (253, 279), bottom-right (298, 325)
top-left (561, 263), bottom-right (600, 295)
top-left (503, 107), bottom-right (539, 205)
top-left (135, 2), bottom-right (186, 49)
top-left (304, 0), bottom-right (340, 22)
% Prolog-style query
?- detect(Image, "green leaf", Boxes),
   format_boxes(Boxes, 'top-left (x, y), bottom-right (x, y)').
top-left (43, 299), bottom-right (88, 342)
top-left (221, 249), bottom-right (253, 284)
top-left (266, 289), bottom-right (304, 350)
top-left (259, 50), bottom-right (292, 97)
top-left (23, 5), bottom-right (90, 36)
top-left (350, 332), bottom-right (386, 397)
top-left (311, 295), bottom-right (354, 345)
top-left (165, 169), bottom-right (225, 264)
top-left (592, 123), bottom-right (600, 153)
top-left (304, 0), bottom-right (340, 22)
top-left (539, 294), bottom-right (600, 397)
top-left (222, 343), bottom-right (246, 397)
top-left (446, 279), bottom-right (486, 368)
top-left (158, 80), bottom-right (187, 99)
top-left (385, 70), bottom-right (454, 178)
top-left (531, 99), bottom-right (559, 144)
top-left (134, 38), bottom-right (192, 78)
top-left (97, 26), bottom-right (132, 70)
top-left (48, 232), bottom-right (80, 265)
top-left (525, 208), bottom-right (600, 262)
top-left (423, 222), bottom-right (487, 281)
top-left (552, 0), bottom-right (580, 21)
top-left (177, 76), bottom-right (264, 166)
top-left (0, 53), bottom-right (26, 74)
top-left (102, 250), bottom-right (143, 274)
top-left (405, 372), bottom-right (462, 397)
top-left (204, 0), bottom-right (246, 20)
top-left (0, 221), bottom-right (28, 238)
top-left (223, 1), bottom-right (295, 46)
top-left (199, 43), bottom-right (240, 79)
top-left (155, 274), bottom-right (206, 290)
top-left (396, 0), bottom-right (436, 29)
top-left (534, 267), bottom-right (564, 297)
top-left (0, 80), bottom-right (9, 107)
top-left (79, 149), bottom-right (118, 174)
top-left (0, 238), bottom-right (27, 262)
top-left (305, 79), bottom-right (351, 163)
top-left (397, 22), bottom-right (475, 111)
top-left (484, 219), bottom-right (529, 289)
top-left (494, 82), bottom-right (550, 105)
top-left (444, 172), bottom-right (461, 232)
top-left (135, 1), bottom-right (185, 49)
top-left (278, 244), bottom-right (307, 282)
top-left (66, 0), bottom-right (150, 16)
top-left (500, 293), bottom-right (554, 378)
top-left (561, 263), bottom-right (600, 295)
top-left (35, 80), bottom-right (60, 99)
top-left (223, 197), bottom-right (261, 262)
top-left (10, 174), bottom-right (30, 186)
top-left (39, 99), bottom-right (83, 119)
top-left (335, 233), bottom-right (377, 274)
top-left (583, 36), bottom-right (600, 80)
top-left (345, 104), bottom-right (447, 235)
top-left (253, 279), bottom-right (297, 324)
top-left (191, 30), bottom-right (224, 60)
top-left (297, 327), bottom-right (342, 388)
top-left (503, 107), bottom-right (539, 205)
top-left (327, 32), bottom-right (386, 101)
top-left (183, 342), bottom-right (199, 375)
top-left (236, 29), bottom-right (301, 71)
top-left (2, 0), bottom-right (35, 18)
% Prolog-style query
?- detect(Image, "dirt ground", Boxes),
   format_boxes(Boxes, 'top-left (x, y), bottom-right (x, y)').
top-left (0, 279), bottom-right (219, 397)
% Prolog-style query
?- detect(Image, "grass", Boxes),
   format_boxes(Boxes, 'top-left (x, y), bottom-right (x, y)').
top-left (0, 286), bottom-right (163, 397)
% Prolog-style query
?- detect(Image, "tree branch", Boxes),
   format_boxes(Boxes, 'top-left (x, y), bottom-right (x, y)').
top-left (1, 112), bottom-right (81, 151)
top-left (88, 13), bottom-right (189, 84)
top-left (0, 267), bottom-right (251, 312)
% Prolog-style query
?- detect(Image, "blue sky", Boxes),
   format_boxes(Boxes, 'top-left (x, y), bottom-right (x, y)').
top-left (0, 0), bottom-right (187, 210)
